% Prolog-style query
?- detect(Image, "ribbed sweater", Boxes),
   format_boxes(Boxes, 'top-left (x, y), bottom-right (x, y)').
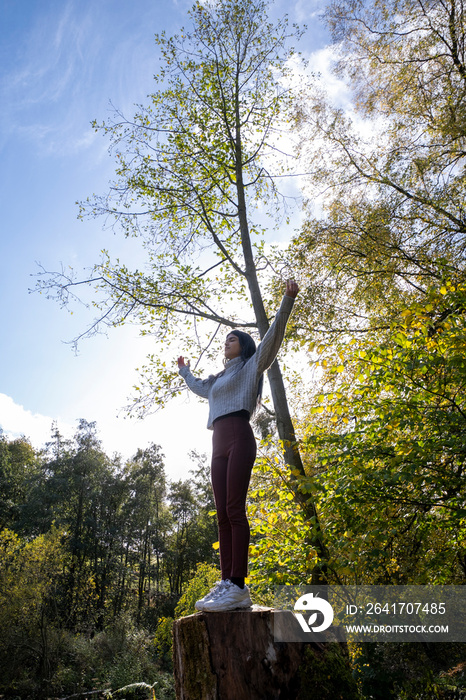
top-left (179, 295), bottom-right (295, 429)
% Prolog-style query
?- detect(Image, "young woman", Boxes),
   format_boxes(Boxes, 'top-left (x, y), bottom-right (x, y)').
top-left (177, 280), bottom-right (299, 612)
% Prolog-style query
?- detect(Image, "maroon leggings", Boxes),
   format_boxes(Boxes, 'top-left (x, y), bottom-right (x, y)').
top-left (211, 415), bottom-right (257, 579)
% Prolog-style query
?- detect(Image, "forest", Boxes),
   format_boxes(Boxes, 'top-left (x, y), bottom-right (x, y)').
top-left (3, 0), bottom-right (466, 696)
top-left (0, 421), bottom-right (220, 699)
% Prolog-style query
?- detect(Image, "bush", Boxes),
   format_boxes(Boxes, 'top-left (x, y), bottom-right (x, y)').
top-left (152, 562), bottom-right (220, 669)
top-left (353, 641), bottom-right (466, 699)
top-left (153, 617), bottom-right (175, 670)
top-left (1, 613), bottom-right (176, 700)
top-left (174, 563), bottom-right (220, 618)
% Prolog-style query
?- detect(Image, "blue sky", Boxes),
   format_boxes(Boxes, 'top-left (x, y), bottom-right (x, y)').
top-left (0, 0), bottom-right (331, 479)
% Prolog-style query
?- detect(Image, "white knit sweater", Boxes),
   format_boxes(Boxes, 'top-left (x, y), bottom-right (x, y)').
top-left (179, 295), bottom-right (295, 429)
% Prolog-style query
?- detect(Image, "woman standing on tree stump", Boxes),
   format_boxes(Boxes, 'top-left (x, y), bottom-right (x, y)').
top-left (177, 279), bottom-right (298, 612)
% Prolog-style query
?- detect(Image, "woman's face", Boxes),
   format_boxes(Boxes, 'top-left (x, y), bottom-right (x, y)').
top-left (224, 333), bottom-right (242, 360)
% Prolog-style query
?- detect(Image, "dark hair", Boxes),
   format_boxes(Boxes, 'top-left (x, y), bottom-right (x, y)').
top-left (229, 330), bottom-right (256, 360)
top-left (229, 330), bottom-right (264, 406)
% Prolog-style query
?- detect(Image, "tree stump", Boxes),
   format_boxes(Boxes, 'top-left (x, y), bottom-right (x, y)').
top-left (172, 606), bottom-right (358, 700)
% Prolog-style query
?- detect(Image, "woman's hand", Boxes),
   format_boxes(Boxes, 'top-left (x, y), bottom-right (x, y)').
top-left (285, 279), bottom-right (299, 298)
top-left (177, 356), bottom-right (190, 369)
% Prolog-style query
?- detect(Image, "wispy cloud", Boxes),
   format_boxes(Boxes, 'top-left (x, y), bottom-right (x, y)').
top-left (0, 1), bottom-right (95, 153)
top-left (293, 0), bottom-right (327, 22)
top-left (0, 0), bottom-right (158, 158)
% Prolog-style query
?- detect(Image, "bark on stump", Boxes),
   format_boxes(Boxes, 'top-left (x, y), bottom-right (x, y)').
top-left (172, 606), bottom-right (358, 700)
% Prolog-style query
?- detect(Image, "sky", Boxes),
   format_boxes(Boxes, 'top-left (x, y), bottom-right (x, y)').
top-left (0, 0), bottom-right (333, 481)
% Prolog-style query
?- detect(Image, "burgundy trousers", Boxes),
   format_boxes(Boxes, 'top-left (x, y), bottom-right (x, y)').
top-left (211, 415), bottom-right (257, 579)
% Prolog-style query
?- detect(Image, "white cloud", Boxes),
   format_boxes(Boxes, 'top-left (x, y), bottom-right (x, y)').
top-left (0, 392), bottom-right (212, 481)
top-left (0, 393), bottom-right (74, 447)
top-left (307, 45), bottom-right (353, 109)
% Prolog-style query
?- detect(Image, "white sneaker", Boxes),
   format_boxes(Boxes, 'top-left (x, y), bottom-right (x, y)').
top-left (202, 580), bottom-right (252, 612)
top-left (195, 580), bottom-right (228, 611)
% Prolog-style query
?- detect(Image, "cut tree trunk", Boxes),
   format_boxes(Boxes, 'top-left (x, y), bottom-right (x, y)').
top-left (172, 607), bottom-right (358, 700)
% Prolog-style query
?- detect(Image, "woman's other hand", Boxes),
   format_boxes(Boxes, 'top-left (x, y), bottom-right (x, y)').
top-left (285, 279), bottom-right (299, 298)
top-left (177, 356), bottom-right (190, 369)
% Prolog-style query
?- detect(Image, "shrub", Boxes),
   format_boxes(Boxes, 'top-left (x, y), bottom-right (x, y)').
top-left (152, 562), bottom-right (220, 669)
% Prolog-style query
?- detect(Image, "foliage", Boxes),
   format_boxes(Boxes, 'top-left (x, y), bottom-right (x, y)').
top-left (277, 0), bottom-right (466, 592)
top-left (153, 617), bottom-right (176, 671)
top-left (293, 283), bottom-right (466, 584)
top-left (0, 526), bottom-right (65, 695)
top-left (0, 434), bottom-right (38, 531)
top-left (352, 642), bottom-right (466, 700)
top-left (248, 443), bottom-right (319, 594)
top-left (39, 614), bottom-right (175, 700)
top-left (296, 643), bottom-right (359, 700)
top-left (152, 562), bottom-right (220, 666)
top-left (0, 531), bottom-right (178, 699)
top-left (173, 562), bottom-right (220, 618)
top-left (290, 0), bottom-right (466, 345)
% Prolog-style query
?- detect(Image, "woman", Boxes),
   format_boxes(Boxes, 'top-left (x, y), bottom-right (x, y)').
top-left (177, 279), bottom-right (299, 612)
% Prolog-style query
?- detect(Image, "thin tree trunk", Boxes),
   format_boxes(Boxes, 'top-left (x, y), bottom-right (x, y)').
top-left (234, 100), bottom-right (329, 582)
